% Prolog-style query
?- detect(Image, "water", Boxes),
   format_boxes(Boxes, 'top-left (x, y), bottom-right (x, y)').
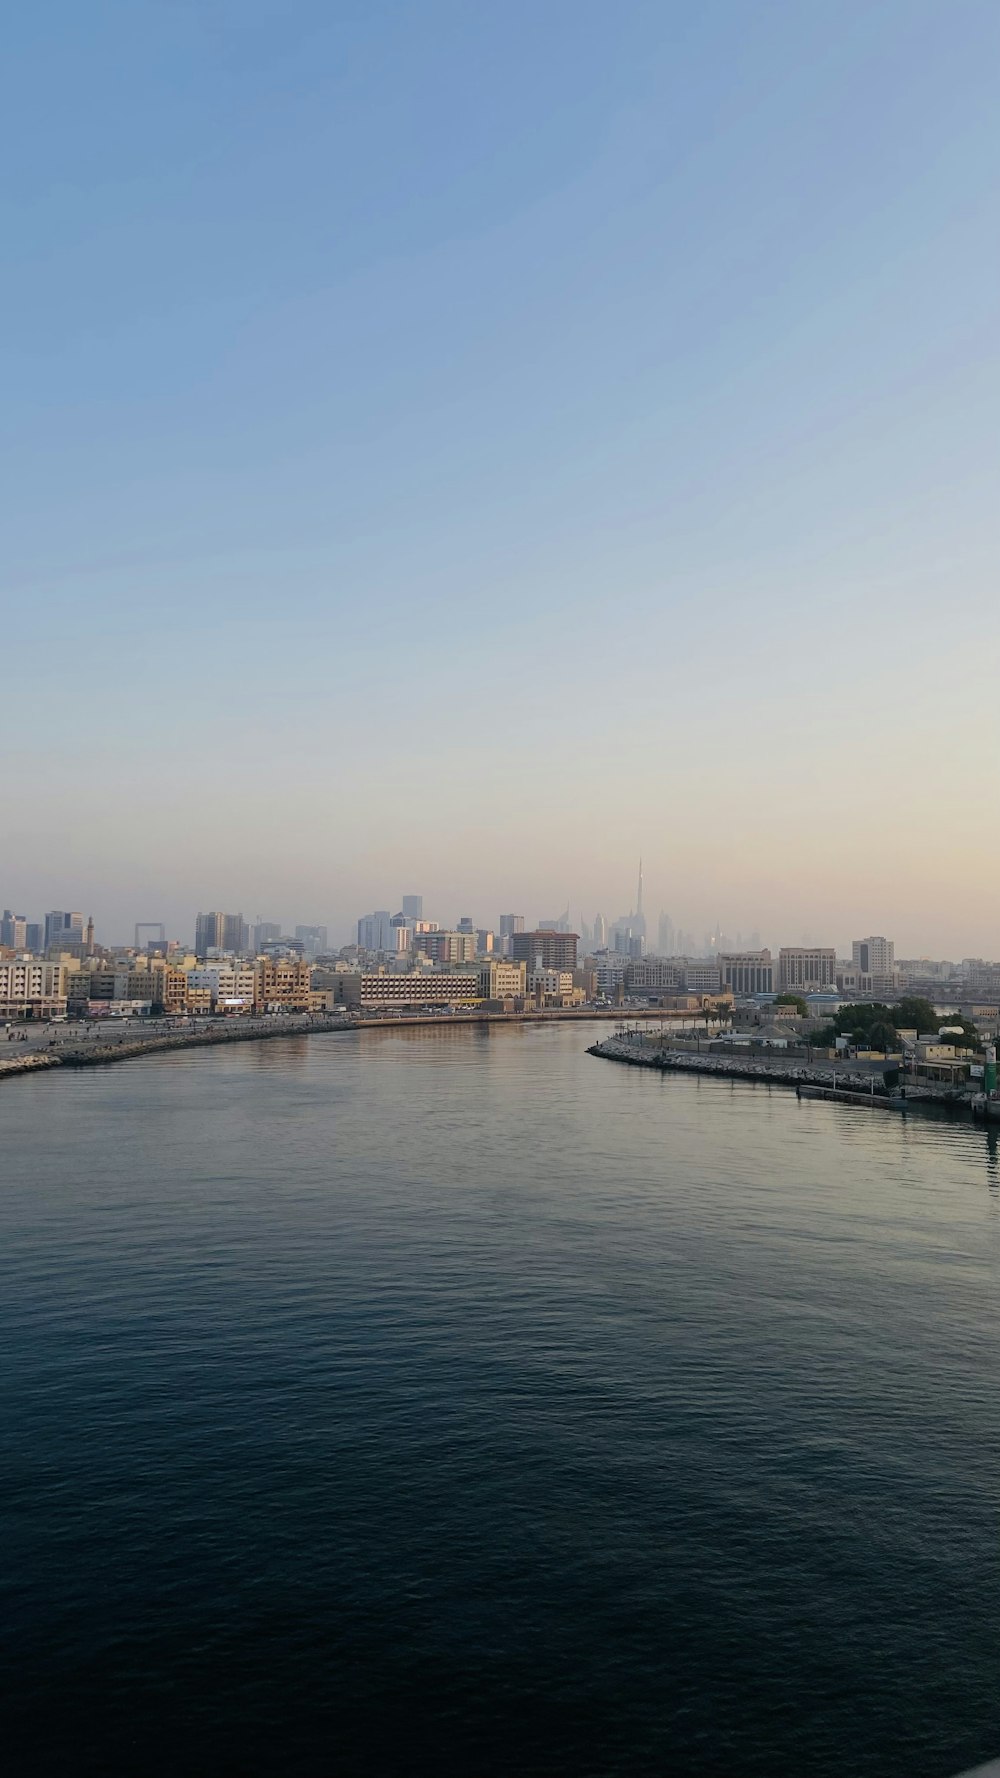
top-left (3, 1023), bottom-right (1000, 1777)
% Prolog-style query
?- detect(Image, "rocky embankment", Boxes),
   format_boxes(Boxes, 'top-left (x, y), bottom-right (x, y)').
top-left (0, 1016), bottom-right (332, 1085)
top-left (587, 1036), bottom-right (906, 1107)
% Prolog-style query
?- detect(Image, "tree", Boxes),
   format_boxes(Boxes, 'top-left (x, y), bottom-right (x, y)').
top-left (892, 997), bottom-right (940, 1034)
top-left (823, 1003), bottom-right (900, 1051)
top-left (775, 993), bottom-right (808, 1016)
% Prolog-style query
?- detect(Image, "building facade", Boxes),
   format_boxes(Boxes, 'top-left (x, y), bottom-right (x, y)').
top-left (44, 911), bottom-right (83, 951)
top-left (478, 960), bottom-right (527, 1002)
top-left (720, 950), bottom-right (775, 996)
top-left (511, 930), bottom-right (579, 970)
top-left (852, 936), bottom-right (895, 976)
top-left (0, 959), bottom-right (70, 1016)
top-left (416, 930), bottom-right (477, 965)
top-left (334, 970), bottom-right (480, 1010)
top-left (777, 947), bottom-right (836, 991)
top-left (195, 911), bottom-right (248, 955)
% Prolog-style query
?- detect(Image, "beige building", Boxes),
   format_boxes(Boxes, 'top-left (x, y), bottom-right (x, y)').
top-left (526, 967), bottom-right (578, 1005)
top-left (254, 958), bottom-right (312, 1012)
top-left (478, 960), bottom-right (526, 1002)
top-left (778, 947), bottom-right (836, 991)
top-left (0, 958), bottom-right (71, 1017)
top-left (719, 950), bottom-right (774, 995)
top-left (415, 931), bottom-right (478, 965)
top-left (836, 962), bottom-right (898, 999)
top-left (334, 969), bottom-right (481, 1010)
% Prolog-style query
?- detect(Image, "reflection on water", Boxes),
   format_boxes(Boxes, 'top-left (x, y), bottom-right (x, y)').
top-left (3, 1023), bottom-right (1000, 1778)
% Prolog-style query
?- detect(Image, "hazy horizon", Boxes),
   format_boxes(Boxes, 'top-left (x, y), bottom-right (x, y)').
top-left (5, 1), bottom-right (999, 960)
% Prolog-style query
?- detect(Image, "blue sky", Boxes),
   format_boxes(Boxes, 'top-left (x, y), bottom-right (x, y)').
top-left (3, 0), bottom-right (999, 951)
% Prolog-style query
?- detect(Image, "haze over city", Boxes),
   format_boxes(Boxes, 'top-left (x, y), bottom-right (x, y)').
top-left (9, 9), bottom-right (1000, 1778)
top-left (5, 0), bottom-right (999, 951)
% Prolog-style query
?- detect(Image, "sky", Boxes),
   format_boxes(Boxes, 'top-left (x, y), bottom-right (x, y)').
top-left (3, 0), bottom-right (999, 955)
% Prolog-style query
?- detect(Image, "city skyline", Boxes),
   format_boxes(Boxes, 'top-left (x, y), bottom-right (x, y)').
top-left (1, 876), bottom-right (995, 967)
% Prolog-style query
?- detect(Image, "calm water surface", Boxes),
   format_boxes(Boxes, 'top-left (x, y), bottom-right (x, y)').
top-left (3, 1023), bottom-right (1000, 1776)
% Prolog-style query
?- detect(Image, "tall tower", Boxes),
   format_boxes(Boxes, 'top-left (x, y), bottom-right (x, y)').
top-left (633, 858), bottom-right (646, 939)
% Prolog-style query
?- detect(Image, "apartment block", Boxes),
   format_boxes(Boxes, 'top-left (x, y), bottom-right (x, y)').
top-left (511, 930), bottom-right (579, 970)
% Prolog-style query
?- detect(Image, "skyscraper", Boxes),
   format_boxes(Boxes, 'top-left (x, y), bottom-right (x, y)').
top-left (1, 910), bottom-right (27, 950)
top-left (401, 895), bottom-right (423, 920)
top-left (357, 911), bottom-right (394, 951)
top-left (658, 911), bottom-right (675, 955)
top-left (44, 910), bottom-right (83, 951)
top-left (295, 924), bottom-right (328, 960)
top-left (633, 858), bottom-right (646, 940)
top-left (253, 921), bottom-right (281, 951)
top-left (195, 911), bottom-right (247, 955)
top-left (223, 914), bottom-right (248, 954)
top-left (593, 913), bottom-right (607, 949)
top-left (498, 914), bottom-right (524, 957)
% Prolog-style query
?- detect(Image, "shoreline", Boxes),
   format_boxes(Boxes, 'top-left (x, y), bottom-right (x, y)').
top-left (586, 1034), bottom-right (995, 1122)
top-left (0, 1007), bottom-right (686, 1087)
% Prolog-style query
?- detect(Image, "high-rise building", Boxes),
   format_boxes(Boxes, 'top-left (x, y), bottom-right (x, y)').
top-left (44, 910), bottom-right (83, 950)
top-left (389, 914), bottom-right (411, 954)
top-left (195, 912), bottom-right (222, 953)
top-left (195, 911), bottom-right (247, 955)
top-left (593, 913), bottom-right (607, 950)
top-left (401, 895), bottom-right (423, 920)
top-left (511, 930), bottom-right (579, 970)
top-left (1, 910), bottom-right (27, 950)
top-left (634, 858), bottom-right (646, 939)
top-left (253, 921), bottom-right (281, 951)
top-left (357, 910), bottom-right (394, 951)
top-left (223, 913), bottom-right (248, 954)
top-left (852, 936), bottom-right (894, 975)
top-left (295, 925), bottom-right (328, 960)
top-left (498, 914), bottom-right (524, 957)
top-left (25, 923), bottom-right (42, 953)
top-left (539, 908), bottom-right (571, 932)
top-left (457, 916), bottom-right (475, 935)
top-left (657, 912), bottom-right (675, 956)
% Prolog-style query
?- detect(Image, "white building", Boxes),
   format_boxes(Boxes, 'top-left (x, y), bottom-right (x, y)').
top-left (852, 936), bottom-right (894, 975)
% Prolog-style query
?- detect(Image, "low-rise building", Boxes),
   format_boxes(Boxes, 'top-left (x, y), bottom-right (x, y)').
top-left (835, 963), bottom-right (898, 999)
top-left (254, 958), bottom-right (312, 1012)
top-left (187, 964), bottom-right (257, 1011)
top-left (526, 967), bottom-right (578, 1005)
top-left (478, 960), bottom-right (526, 1002)
top-left (334, 970), bottom-right (481, 1010)
top-left (0, 959), bottom-right (70, 1017)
